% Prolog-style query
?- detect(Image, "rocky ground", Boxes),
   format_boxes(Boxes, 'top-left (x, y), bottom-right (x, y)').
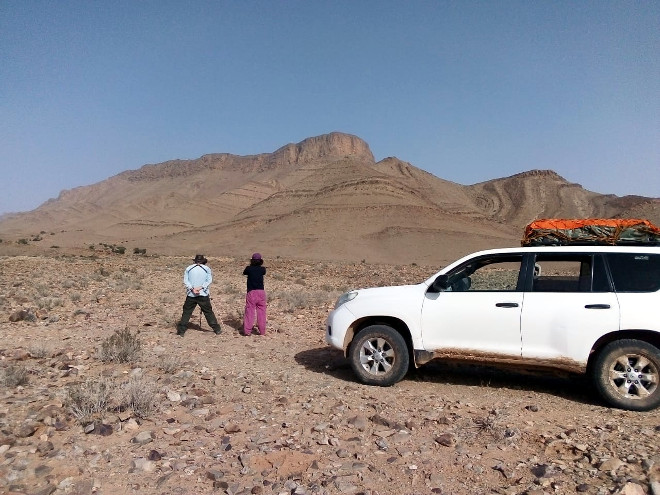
top-left (0, 252), bottom-right (659, 495)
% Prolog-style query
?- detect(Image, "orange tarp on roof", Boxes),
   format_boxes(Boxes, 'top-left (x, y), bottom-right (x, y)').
top-left (525, 218), bottom-right (660, 232)
top-left (522, 218), bottom-right (660, 246)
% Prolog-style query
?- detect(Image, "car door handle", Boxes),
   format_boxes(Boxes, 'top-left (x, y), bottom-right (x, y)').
top-left (585, 304), bottom-right (611, 309)
top-left (495, 303), bottom-right (519, 308)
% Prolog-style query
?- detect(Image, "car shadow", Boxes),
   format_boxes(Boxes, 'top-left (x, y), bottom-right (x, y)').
top-left (294, 347), bottom-right (600, 407)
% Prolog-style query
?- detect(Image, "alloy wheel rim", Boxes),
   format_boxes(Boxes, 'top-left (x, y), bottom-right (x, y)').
top-left (359, 337), bottom-right (395, 375)
top-left (608, 353), bottom-right (659, 400)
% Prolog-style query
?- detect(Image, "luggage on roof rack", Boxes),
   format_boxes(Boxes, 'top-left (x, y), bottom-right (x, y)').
top-left (521, 218), bottom-right (660, 246)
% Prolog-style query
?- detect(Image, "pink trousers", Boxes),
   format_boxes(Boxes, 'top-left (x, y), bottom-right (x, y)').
top-left (244, 290), bottom-right (267, 335)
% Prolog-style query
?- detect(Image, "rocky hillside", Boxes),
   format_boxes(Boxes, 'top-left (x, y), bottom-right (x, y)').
top-left (0, 132), bottom-right (657, 264)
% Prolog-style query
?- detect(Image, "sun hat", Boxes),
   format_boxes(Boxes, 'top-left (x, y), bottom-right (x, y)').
top-left (251, 253), bottom-right (262, 260)
top-left (193, 254), bottom-right (208, 264)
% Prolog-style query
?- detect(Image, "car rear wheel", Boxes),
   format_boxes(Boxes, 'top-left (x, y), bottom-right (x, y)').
top-left (592, 339), bottom-right (660, 411)
top-left (349, 325), bottom-right (409, 386)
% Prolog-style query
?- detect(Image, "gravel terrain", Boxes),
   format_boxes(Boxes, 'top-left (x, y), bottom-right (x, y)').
top-left (1, 253), bottom-right (659, 495)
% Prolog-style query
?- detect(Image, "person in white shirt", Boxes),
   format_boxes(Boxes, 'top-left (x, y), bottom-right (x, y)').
top-left (176, 254), bottom-right (222, 337)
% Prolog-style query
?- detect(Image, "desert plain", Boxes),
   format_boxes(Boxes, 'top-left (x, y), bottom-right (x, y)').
top-left (1, 250), bottom-right (659, 495)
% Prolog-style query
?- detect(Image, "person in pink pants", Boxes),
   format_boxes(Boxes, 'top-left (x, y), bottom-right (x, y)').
top-left (243, 253), bottom-right (267, 335)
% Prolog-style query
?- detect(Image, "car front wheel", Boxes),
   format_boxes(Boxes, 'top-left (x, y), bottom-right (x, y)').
top-left (592, 339), bottom-right (660, 411)
top-left (349, 325), bottom-right (409, 386)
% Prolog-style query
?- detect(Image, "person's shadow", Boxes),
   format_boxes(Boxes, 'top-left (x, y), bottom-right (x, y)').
top-left (176, 311), bottom-right (243, 335)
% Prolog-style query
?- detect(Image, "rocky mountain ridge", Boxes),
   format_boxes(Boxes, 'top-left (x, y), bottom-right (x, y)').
top-left (0, 132), bottom-right (657, 264)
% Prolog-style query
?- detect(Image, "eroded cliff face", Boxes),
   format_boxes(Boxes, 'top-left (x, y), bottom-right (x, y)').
top-left (111, 132), bottom-right (375, 181)
top-left (268, 132), bottom-right (375, 167)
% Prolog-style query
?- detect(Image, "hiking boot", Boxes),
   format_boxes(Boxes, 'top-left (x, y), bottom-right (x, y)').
top-left (213, 326), bottom-right (222, 335)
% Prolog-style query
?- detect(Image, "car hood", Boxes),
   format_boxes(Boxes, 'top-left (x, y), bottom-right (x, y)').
top-left (343, 283), bottom-right (428, 317)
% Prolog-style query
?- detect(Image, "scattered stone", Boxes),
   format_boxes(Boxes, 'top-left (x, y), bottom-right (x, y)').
top-left (15, 422), bottom-right (38, 438)
top-left (9, 310), bottom-right (29, 322)
top-left (166, 390), bottom-right (181, 402)
top-left (94, 423), bottom-right (113, 436)
top-left (347, 415), bottom-right (368, 431)
top-left (335, 448), bottom-right (351, 458)
top-left (206, 469), bottom-right (225, 481)
top-left (131, 457), bottom-right (156, 472)
top-left (224, 423), bottom-right (241, 433)
top-left (530, 464), bottom-right (550, 478)
top-left (600, 458), bottom-right (625, 472)
top-left (617, 482), bottom-right (646, 495)
top-left (435, 433), bottom-right (456, 447)
top-left (36, 440), bottom-right (54, 455)
top-left (147, 450), bottom-right (162, 461)
top-left (131, 431), bottom-right (154, 445)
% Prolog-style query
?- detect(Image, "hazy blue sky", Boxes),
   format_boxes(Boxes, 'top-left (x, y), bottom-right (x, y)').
top-left (1, 1), bottom-right (658, 215)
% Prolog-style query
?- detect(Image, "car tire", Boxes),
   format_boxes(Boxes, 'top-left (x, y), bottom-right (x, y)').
top-left (349, 325), bottom-right (409, 386)
top-left (592, 339), bottom-right (660, 411)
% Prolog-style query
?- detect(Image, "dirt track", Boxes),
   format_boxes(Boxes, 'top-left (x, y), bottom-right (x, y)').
top-left (1, 253), bottom-right (659, 495)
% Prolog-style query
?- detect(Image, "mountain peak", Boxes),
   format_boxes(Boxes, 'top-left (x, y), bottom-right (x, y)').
top-left (508, 169), bottom-right (566, 181)
top-left (270, 132), bottom-right (375, 165)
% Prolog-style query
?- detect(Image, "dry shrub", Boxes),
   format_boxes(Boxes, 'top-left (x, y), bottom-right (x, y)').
top-left (116, 376), bottom-right (159, 419)
top-left (66, 378), bottom-right (114, 424)
top-left (99, 328), bottom-right (142, 363)
top-left (111, 271), bottom-right (142, 291)
top-left (221, 282), bottom-right (241, 295)
top-left (274, 290), bottom-right (335, 313)
top-left (28, 342), bottom-right (51, 359)
top-left (37, 296), bottom-right (63, 310)
top-left (1, 364), bottom-right (29, 388)
top-left (469, 414), bottom-right (512, 441)
top-left (157, 355), bottom-right (184, 373)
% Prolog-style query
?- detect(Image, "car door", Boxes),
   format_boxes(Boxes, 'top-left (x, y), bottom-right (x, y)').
top-left (520, 253), bottom-right (620, 363)
top-left (420, 254), bottom-right (524, 357)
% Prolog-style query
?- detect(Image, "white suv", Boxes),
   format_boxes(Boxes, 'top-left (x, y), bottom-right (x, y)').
top-left (326, 246), bottom-right (660, 411)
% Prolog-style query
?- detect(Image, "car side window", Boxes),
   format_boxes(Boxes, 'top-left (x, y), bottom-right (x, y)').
top-left (531, 255), bottom-right (594, 293)
top-left (446, 256), bottom-right (522, 292)
top-left (592, 255), bottom-right (612, 292)
top-left (606, 254), bottom-right (660, 292)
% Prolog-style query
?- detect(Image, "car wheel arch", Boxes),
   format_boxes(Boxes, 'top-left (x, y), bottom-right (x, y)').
top-left (345, 317), bottom-right (413, 357)
top-left (587, 330), bottom-right (660, 374)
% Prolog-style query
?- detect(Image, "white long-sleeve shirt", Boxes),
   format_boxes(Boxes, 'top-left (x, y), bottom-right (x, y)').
top-left (183, 263), bottom-right (212, 297)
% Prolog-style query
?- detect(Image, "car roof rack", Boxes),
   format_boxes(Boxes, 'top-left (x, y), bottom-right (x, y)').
top-left (521, 218), bottom-right (660, 247)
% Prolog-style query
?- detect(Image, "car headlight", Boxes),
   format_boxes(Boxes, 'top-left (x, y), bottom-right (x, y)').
top-left (335, 290), bottom-right (358, 309)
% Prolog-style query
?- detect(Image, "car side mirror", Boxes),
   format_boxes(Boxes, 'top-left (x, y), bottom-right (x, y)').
top-left (432, 274), bottom-right (450, 292)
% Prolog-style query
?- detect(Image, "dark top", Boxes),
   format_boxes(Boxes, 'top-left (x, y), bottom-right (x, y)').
top-left (243, 265), bottom-right (266, 291)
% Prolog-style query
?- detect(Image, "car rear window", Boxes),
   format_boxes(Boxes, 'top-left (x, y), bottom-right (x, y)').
top-left (606, 254), bottom-right (660, 292)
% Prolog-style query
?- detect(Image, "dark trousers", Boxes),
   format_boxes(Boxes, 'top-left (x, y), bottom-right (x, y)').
top-left (177, 296), bottom-right (221, 332)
